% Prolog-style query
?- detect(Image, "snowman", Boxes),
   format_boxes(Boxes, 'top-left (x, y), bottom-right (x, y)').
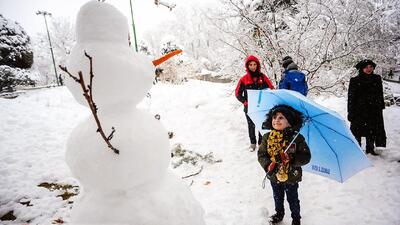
top-left (63, 1), bottom-right (206, 224)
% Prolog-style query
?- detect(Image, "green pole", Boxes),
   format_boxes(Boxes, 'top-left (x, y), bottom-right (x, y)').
top-left (37, 11), bottom-right (60, 86)
top-left (129, 0), bottom-right (138, 52)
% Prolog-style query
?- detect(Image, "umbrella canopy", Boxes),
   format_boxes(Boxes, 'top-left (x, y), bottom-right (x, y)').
top-left (247, 89), bottom-right (371, 183)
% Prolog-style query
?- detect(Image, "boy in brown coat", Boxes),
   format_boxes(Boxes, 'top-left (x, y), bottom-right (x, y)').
top-left (258, 105), bottom-right (311, 225)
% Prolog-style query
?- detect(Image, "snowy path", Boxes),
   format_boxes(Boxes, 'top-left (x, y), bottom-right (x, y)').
top-left (1, 80), bottom-right (400, 225)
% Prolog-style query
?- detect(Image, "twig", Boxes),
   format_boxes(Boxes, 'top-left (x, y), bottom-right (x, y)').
top-left (182, 166), bottom-right (203, 179)
top-left (59, 53), bottom-right (119, 154)
top-left (84, 52), bottom-right (95, 103)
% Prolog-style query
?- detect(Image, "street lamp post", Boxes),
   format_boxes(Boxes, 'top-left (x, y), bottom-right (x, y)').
top-left (129, 0), bottom-right (138, 52)
top-left (36, 10), bottom-right (60, 86)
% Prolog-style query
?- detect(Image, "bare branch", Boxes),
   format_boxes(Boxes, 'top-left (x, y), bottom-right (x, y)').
top-left (59, 54), bottom-right (120, 155)
top-left (84, 51), bottom-right (94, 101)
top-left (59, 65), bottom-right (79, 82)
top-left (107, 127), bottom-right (116, 141)
top-left (218, 38), bottom-right (247, 55)
top-left (182, 166), bottom-right (204, 179)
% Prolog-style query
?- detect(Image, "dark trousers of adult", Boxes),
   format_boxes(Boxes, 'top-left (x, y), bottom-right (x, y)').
top-left (354, 135), bottom-right (375, 151)
top-left (245, 114), bottom-right (262, 145)
top-left (270, 181), bottom-right (301, 221)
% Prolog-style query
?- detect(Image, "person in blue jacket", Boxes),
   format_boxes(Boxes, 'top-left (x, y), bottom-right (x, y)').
top-left (279, 56), bottom-right (308, 96)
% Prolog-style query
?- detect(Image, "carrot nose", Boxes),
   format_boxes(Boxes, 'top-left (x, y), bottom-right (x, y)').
top-left (152, 49), bottom-right (183, 66)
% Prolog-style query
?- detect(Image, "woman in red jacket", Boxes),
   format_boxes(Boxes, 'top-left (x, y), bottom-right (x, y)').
top-left (235, 55), bottom-right (274, 151)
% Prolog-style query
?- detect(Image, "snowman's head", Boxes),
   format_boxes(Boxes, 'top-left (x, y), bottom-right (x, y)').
top-left (65, 1), bottom-right (153, 107)
top-left (76, 0), bottom-right (129, 45)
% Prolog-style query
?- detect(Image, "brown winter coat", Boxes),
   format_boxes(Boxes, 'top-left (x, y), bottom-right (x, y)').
top-left (258, 129), bottom-right (311, 183)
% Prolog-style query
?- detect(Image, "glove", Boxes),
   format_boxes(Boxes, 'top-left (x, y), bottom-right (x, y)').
top-left (280, 152), bottom-right (291, 164)
top-left (266, 162), bottom-right (279, 179)
top-left (268, 162), bottom-right (276, 172)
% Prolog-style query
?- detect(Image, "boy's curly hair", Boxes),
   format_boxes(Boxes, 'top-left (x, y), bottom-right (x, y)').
top-left (262, 104), bottom-right (304, 131)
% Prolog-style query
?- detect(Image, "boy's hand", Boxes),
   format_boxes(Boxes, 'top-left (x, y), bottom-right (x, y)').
top-left (268, 162), bottom-right (276, 172)
top-left (266, 162), bottom-right (279, 178)
top-left (280, 152), bottom-right (291, 164)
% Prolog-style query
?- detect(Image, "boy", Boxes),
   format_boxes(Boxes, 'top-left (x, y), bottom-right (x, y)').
top-left (258, 105), bottom-right (311, 225)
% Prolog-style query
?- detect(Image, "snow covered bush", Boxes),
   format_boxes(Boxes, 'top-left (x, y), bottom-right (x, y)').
top-left (161, 37), bottom-right (180, 55)
top-left (154, 37), bottom-right (180, 83)
top-left (0, 65), bottom-right (35, 92)
top-left (0, 14), bottom-right (33, 69)
top-left (171, 143), bottom-right (222, 169)
top-left (0, 15), bottom-right (36, 92)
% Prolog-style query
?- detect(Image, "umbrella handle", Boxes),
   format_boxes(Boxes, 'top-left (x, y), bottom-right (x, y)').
top-left (284, 131), bottom-right (301, 153)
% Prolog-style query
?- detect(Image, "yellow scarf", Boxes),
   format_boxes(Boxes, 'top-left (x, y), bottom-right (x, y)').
top-left (267, 130), bottom-right (290, 182)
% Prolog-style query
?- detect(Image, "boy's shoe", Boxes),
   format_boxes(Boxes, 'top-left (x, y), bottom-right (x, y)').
top-left (291, 219), bottom-right (301, 225)
top-left (268, 213), bottom-right (284, 223)
top-left (249, 144), bottom-right (256, 152)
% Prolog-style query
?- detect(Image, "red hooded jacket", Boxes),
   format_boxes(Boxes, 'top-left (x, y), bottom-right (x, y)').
top-left (235, 55), bottom-right (274, 112)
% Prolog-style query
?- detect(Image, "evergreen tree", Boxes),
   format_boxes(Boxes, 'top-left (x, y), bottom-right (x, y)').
top-left (0, 14), bottom-right (33, 69)
top-left (0, 15), bottom-right (35, 92)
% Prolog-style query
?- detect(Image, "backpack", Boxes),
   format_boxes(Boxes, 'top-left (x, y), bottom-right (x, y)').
top-left (279, 70), bottom-right (308, 96)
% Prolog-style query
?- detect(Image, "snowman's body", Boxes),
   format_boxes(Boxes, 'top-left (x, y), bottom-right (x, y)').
top-left (65, 1), bottom-right (205, 224)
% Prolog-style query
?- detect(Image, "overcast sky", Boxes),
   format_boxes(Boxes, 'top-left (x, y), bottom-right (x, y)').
top-left (0, 0), bottom-right (194, 37)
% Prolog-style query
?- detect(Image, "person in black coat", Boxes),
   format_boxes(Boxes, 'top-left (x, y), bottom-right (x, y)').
top-left (387, 69), bottom-right (393, 79)
top-left (347, 59), bottom-right (386, 155)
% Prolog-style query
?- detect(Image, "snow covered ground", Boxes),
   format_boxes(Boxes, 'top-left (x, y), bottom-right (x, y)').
top-left (1, 80), bottom-right (400, 225)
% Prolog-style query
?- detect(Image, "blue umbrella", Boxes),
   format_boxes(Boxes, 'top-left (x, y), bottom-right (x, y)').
top-left (247, 89), bottom-right (371, 183)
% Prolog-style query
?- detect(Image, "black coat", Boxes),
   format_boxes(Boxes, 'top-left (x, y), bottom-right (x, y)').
top-left (347, 73), bottom-right (386, 146)
top-left (258, 129), bottom-right (311, 183)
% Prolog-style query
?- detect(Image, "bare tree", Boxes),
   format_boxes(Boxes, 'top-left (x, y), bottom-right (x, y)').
top-left (211, 0), bottom-right (400, 95)
top-left (33, 17), bottom-right (75, 85)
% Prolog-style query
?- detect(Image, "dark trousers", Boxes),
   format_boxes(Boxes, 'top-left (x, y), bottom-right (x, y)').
top-left (270, 181), bottom-right (301, 221)
top-left (245, 114), bottom-right (262, 145)
top-left (355, 135), bottom-right (375, 151)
